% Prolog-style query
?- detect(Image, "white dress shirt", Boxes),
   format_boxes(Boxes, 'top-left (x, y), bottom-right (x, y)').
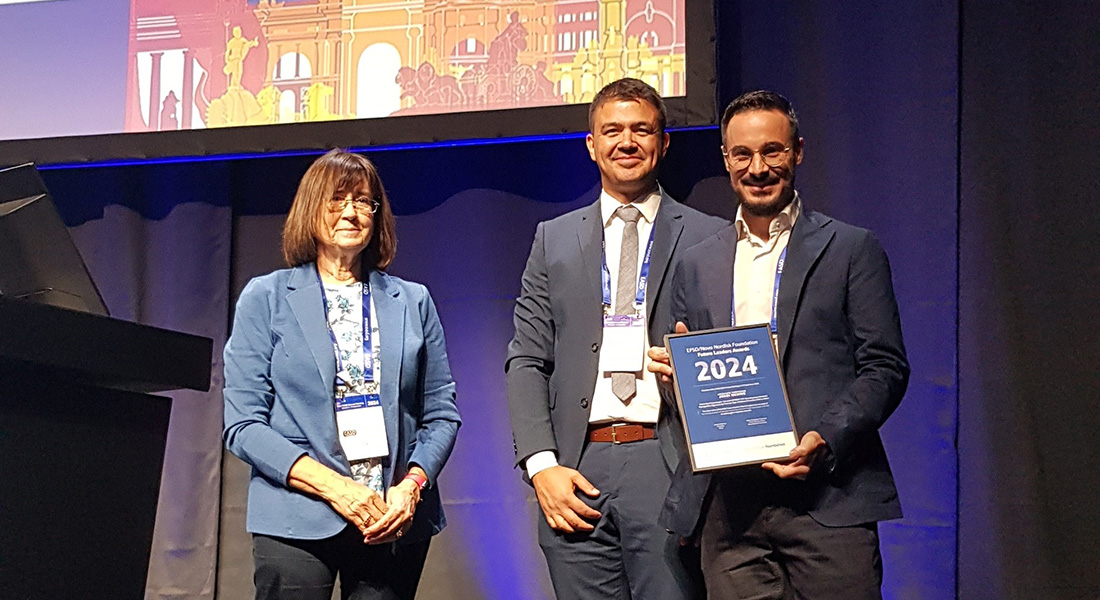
top-left (525, 187), bottom-right (665, 478)
top-left (733, 193), bottom-right (801, 328)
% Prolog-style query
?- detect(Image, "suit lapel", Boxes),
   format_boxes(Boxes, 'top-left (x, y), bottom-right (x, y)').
top-left (287, 263), bottom-right (336, 388)
top-left (708, 226), bottom-right (738, 329)
top-left (576, 201), bottom-right (604, 317)
top-left (370, 269), bottom-right (404, 471)
top-left (645, 194), bottom-right (683, 316)
top-left (777, 210), bottom-right (834, 363)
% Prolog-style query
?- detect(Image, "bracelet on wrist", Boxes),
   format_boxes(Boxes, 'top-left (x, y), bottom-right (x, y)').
top-left (403, 472), bottom-right (428, 491)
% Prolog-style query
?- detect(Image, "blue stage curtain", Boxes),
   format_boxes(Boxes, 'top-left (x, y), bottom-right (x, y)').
top-left (48, 120), bottom-right (957, 600)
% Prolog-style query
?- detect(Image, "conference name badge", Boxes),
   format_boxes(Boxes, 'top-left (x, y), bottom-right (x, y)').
top-left (599, 314), bottom-right (645, 372)
top-left (664, 324), bottom-right (799, 472)
top-left (334, 393), bottom-right (388, 461)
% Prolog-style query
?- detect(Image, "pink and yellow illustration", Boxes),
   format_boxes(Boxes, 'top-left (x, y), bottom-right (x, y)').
top-left (125, 0), bottom-right (686, 131)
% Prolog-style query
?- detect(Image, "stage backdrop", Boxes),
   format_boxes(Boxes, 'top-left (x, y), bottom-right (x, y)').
top-left (45, 162), bottom-right (233, 597)
top-left (35, 1), bottom-right (967, 598)
top-left (43, 108), bottom-right (957, 600)
top-left (958, 1), bottom-right (1100, 598)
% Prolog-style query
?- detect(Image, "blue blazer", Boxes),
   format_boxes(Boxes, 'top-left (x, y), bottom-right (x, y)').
top-left (660, 208), bottom-right (909, 535)
top-left (223, 263), bottom-right (461, 542)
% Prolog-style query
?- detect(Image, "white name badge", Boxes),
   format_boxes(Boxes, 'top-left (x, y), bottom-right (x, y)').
top-left (334, 394), bottom-right (388, 461)
top-left (599, 314), bottom-right (645, 372)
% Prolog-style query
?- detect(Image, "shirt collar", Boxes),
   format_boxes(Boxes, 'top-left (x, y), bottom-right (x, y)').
top-left (734, 191), bottom-right (802, 241)
top-left (600, 185), bottom-right (663, 227)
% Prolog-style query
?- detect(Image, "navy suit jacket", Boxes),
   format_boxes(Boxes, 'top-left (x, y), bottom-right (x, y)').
top-left (223, 263), bottom-right (460, 542)
top-left (660, 208), bottom-right (909, 535)
top-left (506, 193), bottom-right (728, 477)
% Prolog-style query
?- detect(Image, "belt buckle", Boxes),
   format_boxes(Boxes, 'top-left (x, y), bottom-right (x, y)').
top-left (610, 423), bottom-right (626, 444)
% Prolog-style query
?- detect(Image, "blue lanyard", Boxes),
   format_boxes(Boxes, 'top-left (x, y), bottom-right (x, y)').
top-left (731, 245), bottom-right (788, 334)
top-left (601, 225), bottom-right (656, 310)
top-left (317, 273), bottom-right (374, 386)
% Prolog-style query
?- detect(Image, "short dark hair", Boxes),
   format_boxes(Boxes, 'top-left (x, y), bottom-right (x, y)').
top-left (588, 78), bottom-right (667, 133)
top-left (721, 90), bottom-right (800, 146)
top-left (282, 149), bottom-right (397, 270)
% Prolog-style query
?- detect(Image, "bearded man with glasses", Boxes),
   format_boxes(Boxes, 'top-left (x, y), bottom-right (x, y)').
top-left (648, 90), bottom-right (910, 600)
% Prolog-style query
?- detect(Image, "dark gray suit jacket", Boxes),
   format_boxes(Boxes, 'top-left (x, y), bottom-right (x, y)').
top-left (506, 193), bottom-right (727, 476)
top-left (659, 208), bottom-right (910, 535)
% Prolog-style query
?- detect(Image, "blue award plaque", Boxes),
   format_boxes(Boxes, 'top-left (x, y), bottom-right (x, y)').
top-left (664, 324), bottom-right (798, 472)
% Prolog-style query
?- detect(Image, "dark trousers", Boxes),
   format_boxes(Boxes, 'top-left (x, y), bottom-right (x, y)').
top-left (253, 526), bottom-right (429, 600)
top-left (539, 438), bottom-right (700, 600)
top-left (700, 472), bottom-right (882, 600)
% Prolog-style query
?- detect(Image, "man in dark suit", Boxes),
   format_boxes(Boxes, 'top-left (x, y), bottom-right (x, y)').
top-left (650, 90), bottom-right (909, 599)
top-left (505, 79), bottom-right (727, 600)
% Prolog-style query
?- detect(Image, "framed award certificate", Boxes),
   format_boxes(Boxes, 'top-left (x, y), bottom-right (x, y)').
top-left (664, 324), bottom-right (799, 472)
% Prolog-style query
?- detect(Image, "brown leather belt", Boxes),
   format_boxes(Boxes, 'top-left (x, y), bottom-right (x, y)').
top-left (587, 422), bottom-right (656, 444)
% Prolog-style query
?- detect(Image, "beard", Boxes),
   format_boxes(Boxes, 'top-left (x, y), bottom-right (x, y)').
top-left (736, 174), bottom-right (795, 218)
top-left (740, 193), bottom-right (793, 217)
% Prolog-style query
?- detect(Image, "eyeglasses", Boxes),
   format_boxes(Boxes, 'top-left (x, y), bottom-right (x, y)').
top-left (722, 145), bottom-right (793, 170)
top-left (327, 196), bottom-right (380, 214)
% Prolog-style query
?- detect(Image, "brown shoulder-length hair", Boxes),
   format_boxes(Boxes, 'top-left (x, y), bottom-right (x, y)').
top-left (282, 149), bottom-right (397, 270)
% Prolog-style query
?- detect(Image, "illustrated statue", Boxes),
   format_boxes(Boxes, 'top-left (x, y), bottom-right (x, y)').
top-left (487, 11), bottom-right (527, 70)
top-left (224, 26), bottom-right (258, 89)
top-left (395, 63), bottom-right (463, 111)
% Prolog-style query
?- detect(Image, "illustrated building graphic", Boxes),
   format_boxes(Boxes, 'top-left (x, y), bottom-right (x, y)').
top-left (126, 0), bottom-right (685, 131)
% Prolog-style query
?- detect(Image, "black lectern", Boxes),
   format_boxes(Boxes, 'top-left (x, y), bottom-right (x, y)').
top-left (0, 283), bottom-right (213, 598)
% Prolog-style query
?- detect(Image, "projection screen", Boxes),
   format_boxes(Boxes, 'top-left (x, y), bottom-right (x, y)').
top-left (0, 0), bottom-right (715, 166)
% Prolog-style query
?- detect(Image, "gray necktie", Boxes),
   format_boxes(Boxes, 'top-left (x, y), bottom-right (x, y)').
top-left (612, 205), bottom-right (641, 402)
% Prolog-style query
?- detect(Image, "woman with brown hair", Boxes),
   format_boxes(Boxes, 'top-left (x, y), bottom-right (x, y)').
top-left (223, 149), bottom-right (460, 599)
